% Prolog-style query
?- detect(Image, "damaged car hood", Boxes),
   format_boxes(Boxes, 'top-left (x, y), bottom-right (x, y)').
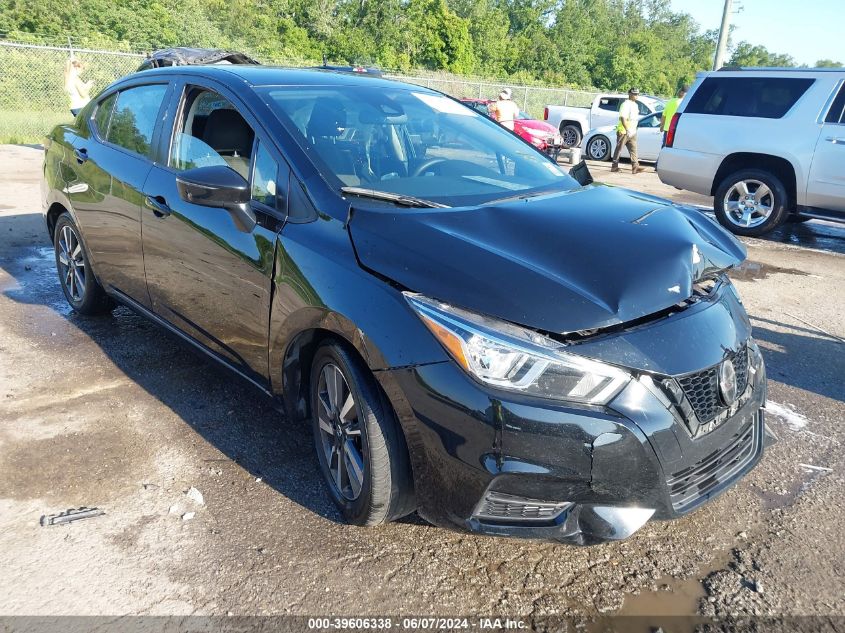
top-left (348, 185), bottom-right (746, 334)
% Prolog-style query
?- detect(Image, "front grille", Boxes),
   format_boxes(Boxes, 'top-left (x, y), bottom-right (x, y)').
top-left (667, 419), bottom-right (760, 512)
top-left (474, 492), bottom-right (571, 524)
top-left (677, 346), bottom-right (749, 424)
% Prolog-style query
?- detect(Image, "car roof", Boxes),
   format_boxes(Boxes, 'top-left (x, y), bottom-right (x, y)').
top-left (130, 64), bottom-right (418, 90)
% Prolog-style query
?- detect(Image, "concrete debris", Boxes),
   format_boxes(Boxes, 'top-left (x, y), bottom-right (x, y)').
top-left (185, 487), bottom-right (205, 505)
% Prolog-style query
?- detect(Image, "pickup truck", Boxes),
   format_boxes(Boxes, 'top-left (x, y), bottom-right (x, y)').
top-left (544, 94), bottom-right (664, 148)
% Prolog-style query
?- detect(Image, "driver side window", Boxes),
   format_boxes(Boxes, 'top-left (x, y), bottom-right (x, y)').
top-left (170, 88), bottom-right (255, 179)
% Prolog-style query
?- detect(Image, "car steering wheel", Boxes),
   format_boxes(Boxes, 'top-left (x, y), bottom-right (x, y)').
top-left (411, 158), bottom-right (450, 178)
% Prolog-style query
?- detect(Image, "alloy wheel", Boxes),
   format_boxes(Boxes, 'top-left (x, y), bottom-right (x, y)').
top-left (316, 363), bottom-right (365, 500)
top-left (723, 179), bottom-right (774, 228)
top-left (562, 127), bottom-right (579, 148)
top-left (58, 225), bottom-right (86, 302)
top-left (588, 137), bottom-right (608, 160)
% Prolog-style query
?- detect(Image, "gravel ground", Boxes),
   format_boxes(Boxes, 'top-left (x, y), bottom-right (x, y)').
top-left (0, 146), bottom-right (843, 625)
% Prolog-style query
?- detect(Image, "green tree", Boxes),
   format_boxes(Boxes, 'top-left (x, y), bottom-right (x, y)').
top-left (728, 42), bottom-right (795, 68)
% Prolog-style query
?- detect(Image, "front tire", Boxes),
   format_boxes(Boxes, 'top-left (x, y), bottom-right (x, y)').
top-left (53, 213), bottom-right (112, 315)
top-left (310, 341), bottom-right (415, 526)
top-left (560, 123), bottom-right (582, 149)
top-left (714, 169), bottom-right (789, 237)
top-left (586, 135), bottom-right (611, 161)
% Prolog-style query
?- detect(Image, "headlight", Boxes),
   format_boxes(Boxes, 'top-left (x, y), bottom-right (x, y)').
top-left (404, 293), bottom-right (631, 404)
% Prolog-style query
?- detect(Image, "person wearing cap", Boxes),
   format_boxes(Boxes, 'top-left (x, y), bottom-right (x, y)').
top-left (611, 88), bottom-right (644, 174)
top-left (491, 88), bottom-right (520, 131)
top-left (660, 85), bottom-right (688, 145)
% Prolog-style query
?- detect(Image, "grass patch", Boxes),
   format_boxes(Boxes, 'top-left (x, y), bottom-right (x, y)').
top-left (0, 110), bottom-right (72, 144)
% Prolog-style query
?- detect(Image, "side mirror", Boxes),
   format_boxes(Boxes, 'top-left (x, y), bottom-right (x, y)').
top-left (176, 165), bottom-right (255, 232)
top-left (176, 165), bottom-right (250, 209)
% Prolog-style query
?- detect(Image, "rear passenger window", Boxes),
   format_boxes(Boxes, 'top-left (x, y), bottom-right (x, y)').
top-left (686, 77), bottom-right (814, 119)
top-left (107, 84), bottom-right (168, 157)
top-left (824, 83), bottom-right (845, 124)
top-left (93, 93), bottom-right (116, 138)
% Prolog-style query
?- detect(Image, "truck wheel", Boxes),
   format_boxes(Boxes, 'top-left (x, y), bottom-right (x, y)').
top-left (53, 213), bottom-right (113, 315)
top-left (310, 340), bottom-right (415, 526)
top-left (714, 169), bottom-right (788, 237)
top-left (586, 135), bottom-right (611, 161)
top-left (560, 123), bottom-right (582, 149)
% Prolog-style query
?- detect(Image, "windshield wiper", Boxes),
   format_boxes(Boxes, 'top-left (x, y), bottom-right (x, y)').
top-left (341, 186), bottom-right (449, 209)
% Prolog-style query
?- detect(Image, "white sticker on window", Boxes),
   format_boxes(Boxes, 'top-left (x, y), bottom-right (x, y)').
top-left (267, 179), bottom-right (276, 196)
top-left (412, 92), bottom-right (472, 116)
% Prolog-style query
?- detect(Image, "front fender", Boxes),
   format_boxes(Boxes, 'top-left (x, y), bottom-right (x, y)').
top-left (268, 217), bottom-right (448, 416)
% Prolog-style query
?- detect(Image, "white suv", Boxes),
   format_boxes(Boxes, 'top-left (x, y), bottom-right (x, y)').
top-left (657, 68), bottom-right (845, 236)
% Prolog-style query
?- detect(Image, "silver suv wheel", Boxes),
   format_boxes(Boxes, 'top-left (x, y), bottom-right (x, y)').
top-left (723, 179), bottom-right (774, 228)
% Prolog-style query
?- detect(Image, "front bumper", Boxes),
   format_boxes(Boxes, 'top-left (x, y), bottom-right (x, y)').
top-left (376, 288), bottom-right (767, 544)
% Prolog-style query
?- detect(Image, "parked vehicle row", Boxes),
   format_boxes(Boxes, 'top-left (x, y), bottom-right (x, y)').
top-left (544, 93), bottom-right (664, 148)
top-left (658, 68), bottom-right (845, 236)
top-left (460, 98), bottom-right (564, 159)
top-left (43, 63), bottom-right (766, 545)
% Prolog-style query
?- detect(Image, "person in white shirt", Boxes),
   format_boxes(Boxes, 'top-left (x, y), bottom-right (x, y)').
top-left (64, 57), bottom-right (93, 111)
top-left (611, 88), bottom-right (644, 174)
top-left (490, 88), bottom-right (520, 131)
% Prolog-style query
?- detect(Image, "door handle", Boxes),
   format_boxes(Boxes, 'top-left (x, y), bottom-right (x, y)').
top-left (145, 195), bottom-right (172, 218)
top-left (73, 148), bottom-right (88, 164)
top-left (825, 137), bottom-right (845, 144)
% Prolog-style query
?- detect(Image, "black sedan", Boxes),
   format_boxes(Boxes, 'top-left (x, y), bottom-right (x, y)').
top-left (42, 66), bottom-right (767, 544)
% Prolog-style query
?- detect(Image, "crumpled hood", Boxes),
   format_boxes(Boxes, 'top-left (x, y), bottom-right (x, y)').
top-left (348, 185), bottom-right (746, 334)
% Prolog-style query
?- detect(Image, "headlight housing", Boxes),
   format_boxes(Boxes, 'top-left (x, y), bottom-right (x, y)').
top-left (405, 293), bottom-right (630, 405)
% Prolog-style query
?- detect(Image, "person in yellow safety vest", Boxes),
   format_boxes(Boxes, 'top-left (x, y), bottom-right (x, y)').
top-left (660, 85), bottom-right (688, 145)
top-left (490, 88), bottom-right (520, 131)
top-left (611, 88), bottom-right (644, 174)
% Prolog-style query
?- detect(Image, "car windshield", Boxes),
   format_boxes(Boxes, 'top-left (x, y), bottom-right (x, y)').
top-left (259, 86), bottom-right (577, 206)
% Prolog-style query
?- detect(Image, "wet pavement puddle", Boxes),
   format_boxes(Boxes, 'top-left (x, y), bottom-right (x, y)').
top-left (729, 260), bottom-right (810, 281)
top-left (613, 551), bottom-right (733, 632)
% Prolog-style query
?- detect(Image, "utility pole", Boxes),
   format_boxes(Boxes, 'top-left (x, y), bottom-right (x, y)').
top-left (713, 0), bottom-right (733, 70)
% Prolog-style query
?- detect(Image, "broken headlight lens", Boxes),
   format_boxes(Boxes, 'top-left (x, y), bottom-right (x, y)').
top-left (404, 293), bottom-right (630, 404)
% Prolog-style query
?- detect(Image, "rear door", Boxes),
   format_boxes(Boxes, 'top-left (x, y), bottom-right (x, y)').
top-left (635, 113), bottom-right (663, 161)
top-left (141, 78), bottom-right (289, 384)
top-left (806, 81), bottom-right (845, 214)
top-left (65, 81), bottom-right (171, 307)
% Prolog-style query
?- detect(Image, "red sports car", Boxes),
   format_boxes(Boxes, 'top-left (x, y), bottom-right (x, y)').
top-left (461, 98), bottom-right (564, 159)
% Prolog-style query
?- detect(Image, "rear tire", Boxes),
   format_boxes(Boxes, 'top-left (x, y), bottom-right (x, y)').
top-left (53, 213), bottom-right (113, 315)
top-left (713, 169), bottom-right (789, 237)
top-left (310, 341), bottom-right (415, 526)
top-left (560, 123), bottom-right (582, 149)
top-left (586, 135), bottom-right (611, 161)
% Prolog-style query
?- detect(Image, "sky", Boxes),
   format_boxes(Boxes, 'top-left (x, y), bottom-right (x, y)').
top-left (668, 0), bottom-right (843, 66)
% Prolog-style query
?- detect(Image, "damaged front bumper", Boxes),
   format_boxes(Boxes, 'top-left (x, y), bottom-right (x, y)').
top-left (376, 283), bottom-right (768, 545)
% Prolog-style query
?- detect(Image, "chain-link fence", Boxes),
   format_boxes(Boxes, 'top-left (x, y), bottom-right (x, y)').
top-left (0, 42), bottom-right (143, 143)
top-left (0, 40), bottom-right (602, 143)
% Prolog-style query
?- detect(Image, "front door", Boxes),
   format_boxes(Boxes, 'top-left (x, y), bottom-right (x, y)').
top-left (65, 83), bottom-right (170, 306)
top-left (141, 83), bottom-right (289, 384)
top-left (806, 82), bottom-right (845, 214)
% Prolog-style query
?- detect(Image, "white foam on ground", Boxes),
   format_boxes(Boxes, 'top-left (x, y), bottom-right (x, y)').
top-left (764, 401), bottom-right (809, 431)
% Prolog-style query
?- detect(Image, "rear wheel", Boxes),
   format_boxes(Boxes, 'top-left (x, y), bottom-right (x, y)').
top-left (714, 169), bottom-right (789, 237)
top-left (586, 135), bottom-right (611, 161)
top-left (310, 341), bottom-right (415, 526)
top-left (53, 213), bottom-right (112, 315)
top-left (560, 123), bottom-right (582, 149)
